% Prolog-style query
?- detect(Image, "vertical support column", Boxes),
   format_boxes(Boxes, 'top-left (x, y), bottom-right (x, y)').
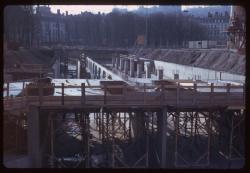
top-left (27, 106), bottom-right (42, 168)
top-left (95, 65), bottom-right (98, 79)
top-left (81, 83), bottom-right (85, 104)
top-left (127, 59), bottom-right (130, 73)
top-left (124, 59), bottom-right (129, 74)
top-left (119, 58), bottom-right (122, 71)
top-left (158, 69), bottom-right (163, 80)
top-left (98, 67), bottom-right (101, 79)
top-left (174, 111), bottom-right (180, 167)
top-left (104, 85), bottom-right (107, 105)
top-left (210, 83), bottom-right (214, 106)
top-left (120, 58), bottom-right (125, 71)
top-left (137, 61), bottom-right (142, 78)
top-left (160, 107), bottom-right (167, 168)
top-left (130, 59), bottom-right (135, 77)
top-left (93, 65), bottom-right (96, 79)
top-left (38, 84), bottom-right (43, 105)
top-left (112, 57), bottom-right (116, 68)
top-left (77, 60), bottom-right (81, 79)
top-left (226, 83), bottom-right (231, 106)
top-left (111, 112), bottom-right (115, 167)
top-left (7, 82), bottom-right (9, 98)
top-left (61, 83), bottom-right (64, 105)
top-left (49, 112), bottom-right (55, 168)
top-left (92, 63), bottom-right (94, 74)
top-left (86, 114), bottom-right (90, 168)
top-left (193, 82), bottom-right (197, 106)
top-left (116, 57), bottom-right (120, 70)
top-left (146, 63), bottom-right (151, 78)
top-left (207, 111), bottom-right (212, 165)
top-left (176, 82), bottom-right (180, 107)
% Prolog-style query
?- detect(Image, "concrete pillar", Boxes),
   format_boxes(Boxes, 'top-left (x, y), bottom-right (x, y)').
top-left (112, 57), bottom-right (116, 68)
top-left (124, 59), bottom-right (129, 74)
top-left (120, 58), bottom-right (124, 71)
top-left (122, 59), bottom-right (125, 71)
top-left (137, 61), bottom-right (143, 78)
top-left (94, 65), bottom-right (97, 79)
top-left (150, 61), bottom-right (155, 74)
top-left (158, 69), bottom-right (164, 80)
top-left (130, 59), bottom-right (135, 77)
top-left (98, 67), bottom-right (101, 79)
top-left (146, 63), bottom-right (151, 78)
top-left (28, 106), bottom-right (42, 167)
top-left (77, 60), bottom-right (81, 79)
top-left (116, 57), bottom-right (120, 70)
top-left (102, 71), bottom-right (106, 79)
top-left (114, 58), bottom-right (117, 69)
top-left (87, 59), bottom-right (90, 69)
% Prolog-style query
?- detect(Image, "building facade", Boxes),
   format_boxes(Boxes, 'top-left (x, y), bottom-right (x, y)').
top-left (194, 11), bottom-right (230, 45)
top-left (34, 6), bottom-right (66, 46)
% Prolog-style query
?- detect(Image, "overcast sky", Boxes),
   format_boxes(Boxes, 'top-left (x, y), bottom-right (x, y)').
top-left (49, 5), bottom-right (207, 15)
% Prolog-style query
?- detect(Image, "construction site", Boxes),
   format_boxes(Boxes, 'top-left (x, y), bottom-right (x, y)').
top-left (3, 5), bottom-right (245, 169)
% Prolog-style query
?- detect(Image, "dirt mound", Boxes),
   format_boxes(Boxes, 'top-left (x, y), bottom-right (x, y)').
top-left (131, 48), bottom-right (245, 75)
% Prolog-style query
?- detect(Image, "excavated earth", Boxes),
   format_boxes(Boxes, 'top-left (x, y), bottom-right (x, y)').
top-left (132, 48), bottom-right (245, 75)
top-left (4, 48), bottom-right (245, 76)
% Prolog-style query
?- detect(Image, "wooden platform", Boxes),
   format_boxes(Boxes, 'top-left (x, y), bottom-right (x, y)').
top-left (3, 84), bottom-right (245, 112)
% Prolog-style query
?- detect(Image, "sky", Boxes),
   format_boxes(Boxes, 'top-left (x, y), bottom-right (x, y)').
top-left (49, 5), bottom-right (206, 15)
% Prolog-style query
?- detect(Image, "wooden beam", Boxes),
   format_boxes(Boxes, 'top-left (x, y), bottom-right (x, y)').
top-left (81, 83), bottom-right (85, 104)
top-left (62, 83), bottom-right (64, 105)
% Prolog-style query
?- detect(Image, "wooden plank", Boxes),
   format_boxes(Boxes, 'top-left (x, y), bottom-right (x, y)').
top-left (81, 83), bottom-right (85, 104)
top-left (62, 83), bottom-right (64, 105)
top-left (176, 82), bottom-right (180, 106)
top-left (104, 85), bottom-right (107, 105)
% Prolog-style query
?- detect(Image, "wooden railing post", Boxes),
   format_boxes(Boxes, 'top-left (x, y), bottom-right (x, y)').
top-left (226, 83), bottom-right (231, 106)
top-left (243, 83), bottom-right (245, 105)
top-left (193, 82), bottom-right (197, 106)
top-left (25, 85), bottom-right (28, 106)
top-left (81, 83), bottom-right (85, 104)
top-left (22, 82), bottom-right (25, 97)
top-left (161, 84), bottom-right (164, 105)
top-left (176, 82), bottom-right (180, 107)
top-left (62, 83), bottom-right (64, 105)
top-left (7, 82), bottom-right (9, 99)
top-left (210, 83), bottom-right (214, 106)
top-left (39, 83), bottom-right (43, 105)
top-left (143, 83), bottom-right (146, 104)
top-left (123, 85), bottom-right (126, 104)
top-left (104, 85), bottom-right (107, 105)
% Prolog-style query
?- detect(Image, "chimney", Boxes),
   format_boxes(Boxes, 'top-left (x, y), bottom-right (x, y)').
top-left (66, 11), bottom-right (68, 16)
top-left (57, 9), bottom-right (60, 15)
